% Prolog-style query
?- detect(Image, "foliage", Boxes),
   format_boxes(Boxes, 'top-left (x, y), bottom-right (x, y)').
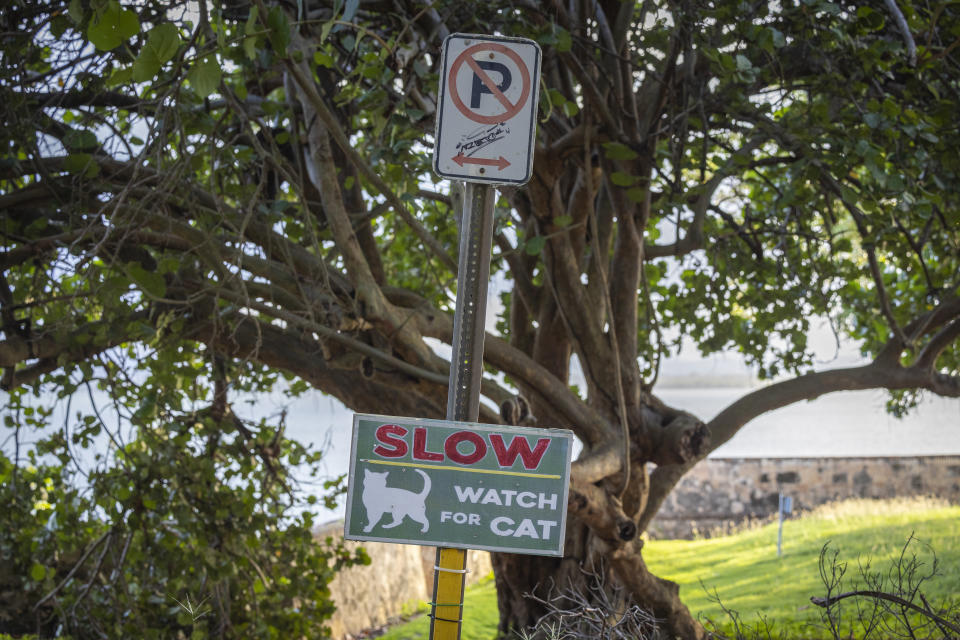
top-left (2, 0), bottom-right (959, 636)
top-left (0, 407), bottom-right (367, 638)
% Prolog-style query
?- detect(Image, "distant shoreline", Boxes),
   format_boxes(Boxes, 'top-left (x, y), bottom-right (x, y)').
top-left (656, 374), bottom-right (759, 389)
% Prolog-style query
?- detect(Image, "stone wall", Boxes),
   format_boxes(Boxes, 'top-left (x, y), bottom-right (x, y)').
top-left (649, 455), bottom-right (960, 539)
top-left (316, 521), bottom-right (492, 639)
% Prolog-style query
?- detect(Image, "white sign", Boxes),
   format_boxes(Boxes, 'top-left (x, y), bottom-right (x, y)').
top-left (433, 33), bottom-right (541, 185)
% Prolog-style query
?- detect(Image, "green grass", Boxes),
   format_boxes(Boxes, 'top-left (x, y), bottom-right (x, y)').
top-left (648, 497), bottom-right (960, 637)
top-left (379, 573), bottom-right (500, 640)
top-left (378, 498), bottom-right (960, 639)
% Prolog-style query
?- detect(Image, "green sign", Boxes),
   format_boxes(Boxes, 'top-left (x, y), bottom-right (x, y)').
top-left (344, 414), bottom-right (573, 556)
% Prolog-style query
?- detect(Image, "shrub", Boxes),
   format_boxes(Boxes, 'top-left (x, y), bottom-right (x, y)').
top-left (1, 399), bottom-right (365, 639)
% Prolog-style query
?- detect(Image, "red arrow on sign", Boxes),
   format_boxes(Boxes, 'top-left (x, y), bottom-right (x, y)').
top-left (452, 153), bottom-right (510, 170)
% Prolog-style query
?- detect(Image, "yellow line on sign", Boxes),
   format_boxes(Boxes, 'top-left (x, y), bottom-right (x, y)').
top-left (360, 458), bottom-right (561, 479)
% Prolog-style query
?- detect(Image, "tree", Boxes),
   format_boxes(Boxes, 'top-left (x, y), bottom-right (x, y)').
top-left (1, 0), bottom-right (958, 637)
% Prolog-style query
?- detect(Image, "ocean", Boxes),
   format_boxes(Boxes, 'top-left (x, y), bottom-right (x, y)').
top-left (4, 382), bottom-right (958, 522)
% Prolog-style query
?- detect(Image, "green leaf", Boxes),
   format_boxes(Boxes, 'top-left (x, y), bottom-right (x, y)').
top-left (128, 264), bottom-right (166, 298)
top-left (525, 235), bottom-right (546, 256)
top-left (342, 0), bottom-right (360, 23)
top-left (108, 66), bottom-right (133, 87)
top-left (51, 14), bottom-right (72, 38)
top-left (314, 50), bottom-right (334, 68)
top-left (243, 6), bottom-right (260, 60)
top-left (64, 153), bottom-right (101, 178)
top-left (555, 27), bottom-right (572, 53)
top-left (610, 171), bottom-right (637, 187)
top-left (321, 20), bottom-right (334, 44)
top-left (68, 0), bottom-right (84, 24)
top-left (133, 23), bottom-right (181, 82)
top-left (63, 129), bottom-right (98, 151)
top-left (267, 6), bottom-right (291, 54)
top-left (554, 215), bottom-right (573, 227)
top-left (770, 27), bottom-right (786, 48)
top-left (602, 142), bottom-right (638, 161)
top-left (87, 1), bottom-right (139, 51)
top-left (188, 57), bottom-right (222, 98)
top-left (30, 562), bottom-right (47, 582)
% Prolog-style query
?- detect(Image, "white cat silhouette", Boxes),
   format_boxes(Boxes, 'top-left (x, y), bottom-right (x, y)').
top-left (361, 467), bottom-right (431, 533)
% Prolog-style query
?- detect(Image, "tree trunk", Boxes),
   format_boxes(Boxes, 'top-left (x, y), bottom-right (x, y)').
top-left (492, 521), bottom-right (706, 639)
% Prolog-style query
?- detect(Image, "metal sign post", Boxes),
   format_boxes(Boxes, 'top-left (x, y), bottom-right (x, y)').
top-left (430, 182), bottom-right (495, 640)
top-left (429, 33), bottom-right (541, 640)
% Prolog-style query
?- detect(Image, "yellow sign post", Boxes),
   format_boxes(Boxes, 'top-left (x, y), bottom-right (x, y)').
top-left (431, 548), bottom-right (468, 640)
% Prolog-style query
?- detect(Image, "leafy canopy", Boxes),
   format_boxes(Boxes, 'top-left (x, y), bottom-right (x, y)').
top-left (1, 0), bottom-right (959, 636)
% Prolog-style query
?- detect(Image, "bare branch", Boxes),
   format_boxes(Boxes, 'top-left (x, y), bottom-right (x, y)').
top-left (0, 314), bottom-right (146, 373)
top-left (812, 590), bottom-right (960, 635)
top-left (648, 414), bottom-right (710, 467)
top-left (34, 530), bottom-right (112, 610)
top-left (640, 350), bottom-right (960, 531)
top-left (214, 288), bottom-right (448, 386)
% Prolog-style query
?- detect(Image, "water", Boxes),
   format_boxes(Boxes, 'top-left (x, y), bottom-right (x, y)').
top-left (657, 387), bottom-right (960, 458)
top-left (5, 383), bottom-right (958, 522)
top-left (278, 385), bottom-right (959, 520)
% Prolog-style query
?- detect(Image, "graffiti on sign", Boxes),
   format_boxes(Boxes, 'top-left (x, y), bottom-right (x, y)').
top-left (433, 34), bottom-right (541, 185)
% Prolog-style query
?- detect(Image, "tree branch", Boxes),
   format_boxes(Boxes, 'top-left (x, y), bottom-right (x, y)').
top-left (282, 37), bottom-right (457, 273)
top-left (414, 305), bottom-right (615, 444)
top-left (638, 353), bottom-right (960, 532)
top-left (0, 314), bottom-right (146, 373)
top-left (643, 137), bottom-right (763, 260)
top-left (494, 232), bottom-right (539, 318)
top-left (915, 318), bottom-right (960, 371)
top-left (882, 0), bottom-right (918, 67)
top-left (568, 482), bottom-right (636, 544)
top-left (812, 590), bottom-right (960, 635)
top-left (215, 288), bottom-right (448, 386)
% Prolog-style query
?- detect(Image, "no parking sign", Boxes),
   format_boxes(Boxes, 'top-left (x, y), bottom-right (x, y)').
top-left (433, 34), bottom-right (541, 185)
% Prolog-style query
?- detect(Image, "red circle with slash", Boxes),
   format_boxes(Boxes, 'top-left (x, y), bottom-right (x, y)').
top-left (448, 43), bottom-right (531, 125)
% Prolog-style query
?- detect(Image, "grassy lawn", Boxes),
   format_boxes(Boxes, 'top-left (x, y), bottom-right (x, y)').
top-left (379, 498), bottom-right (960, 639)
top-left (379, 573), bottom-right (499, 640)
top-left (648, 497), bottom-right (960, 637)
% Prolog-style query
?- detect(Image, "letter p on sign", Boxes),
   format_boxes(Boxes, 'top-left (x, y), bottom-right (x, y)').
top-left (433, 33), bottom-right (541, 185)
